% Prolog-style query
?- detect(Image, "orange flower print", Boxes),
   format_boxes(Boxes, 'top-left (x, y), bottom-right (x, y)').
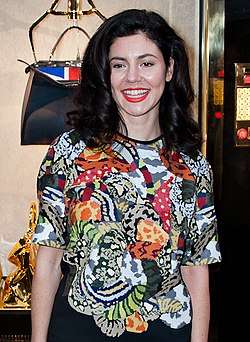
top-left (125, 311), bottom-right (148, 333)
top-left (70, 200), bottom-right (101, 224)
top-left (127, 241), bottom-right (163, 260)
top-left (82, 146), bottom-right (113, 161)
top-left (136, 219), bottom-right (168, 245)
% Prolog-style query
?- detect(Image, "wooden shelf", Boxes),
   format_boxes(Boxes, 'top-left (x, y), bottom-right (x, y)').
top-left (0, 309), bottom-right (31, 336)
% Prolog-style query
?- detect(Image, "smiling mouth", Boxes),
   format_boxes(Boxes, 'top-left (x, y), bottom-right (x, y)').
top-left (122, 88), bottom-right (150, 103)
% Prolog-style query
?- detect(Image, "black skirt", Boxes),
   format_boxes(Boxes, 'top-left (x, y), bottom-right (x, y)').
top-left (47, 280), bottom-right (191, 342)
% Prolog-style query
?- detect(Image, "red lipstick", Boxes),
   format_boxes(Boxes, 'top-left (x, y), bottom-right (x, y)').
top-left (122, 88), bottom-right (149, 103)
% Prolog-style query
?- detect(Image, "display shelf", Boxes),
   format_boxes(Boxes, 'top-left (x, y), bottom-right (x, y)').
top-left (0, 308), bottom-right (31, 338)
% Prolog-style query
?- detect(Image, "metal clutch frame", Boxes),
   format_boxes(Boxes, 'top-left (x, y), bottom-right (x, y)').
top-left (29, 0), bottom-right (106, 62)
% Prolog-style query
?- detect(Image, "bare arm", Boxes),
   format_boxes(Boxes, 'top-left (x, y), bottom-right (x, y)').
top-left (31, 245), bottom-right (64, 342)
top-left (181, 265), bottom-right (210, 342)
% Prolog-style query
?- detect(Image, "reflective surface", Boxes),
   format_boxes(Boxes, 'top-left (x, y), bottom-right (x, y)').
top-left (200, 0), bottom-right (225, 204)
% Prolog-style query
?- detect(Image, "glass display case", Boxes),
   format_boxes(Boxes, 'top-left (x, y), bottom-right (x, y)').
top-left (234, 63), bottom-right (250, 146)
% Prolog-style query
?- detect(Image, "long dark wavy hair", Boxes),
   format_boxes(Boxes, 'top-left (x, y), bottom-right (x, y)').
top-left (72, 9), bottom-right (201, 155)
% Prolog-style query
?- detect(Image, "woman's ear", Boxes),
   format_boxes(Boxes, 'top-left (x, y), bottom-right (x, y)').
top-left (166, 57), bottom-right (174, 82)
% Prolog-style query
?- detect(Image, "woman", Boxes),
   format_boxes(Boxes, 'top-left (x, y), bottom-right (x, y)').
top-left (31, 9), bottom-right (221, 342)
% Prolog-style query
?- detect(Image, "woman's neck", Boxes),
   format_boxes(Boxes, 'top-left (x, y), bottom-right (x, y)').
top-left (119, 115), bottom-right (161, 141)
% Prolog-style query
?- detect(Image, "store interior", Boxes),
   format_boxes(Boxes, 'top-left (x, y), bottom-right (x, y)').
top-left (0, 0), bottom-right (250, 341)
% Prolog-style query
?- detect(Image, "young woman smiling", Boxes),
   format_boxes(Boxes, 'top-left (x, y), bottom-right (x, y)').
top-left (31, 9), bottom-right (221, 342)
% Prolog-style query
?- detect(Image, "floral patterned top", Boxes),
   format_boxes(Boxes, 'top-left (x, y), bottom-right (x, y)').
top-left (32, 129), bottom-right (221, 337)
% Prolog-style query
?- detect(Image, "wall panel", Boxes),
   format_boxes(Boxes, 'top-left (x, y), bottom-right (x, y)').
top-left (0, 0), bottom-right (199, 274)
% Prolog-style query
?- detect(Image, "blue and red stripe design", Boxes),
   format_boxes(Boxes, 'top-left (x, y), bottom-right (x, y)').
top-left (38, 66), bottom-right (81, 82)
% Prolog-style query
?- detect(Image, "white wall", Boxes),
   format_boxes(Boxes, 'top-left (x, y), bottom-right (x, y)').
top-left (0, 0), bottom-right (199, 275)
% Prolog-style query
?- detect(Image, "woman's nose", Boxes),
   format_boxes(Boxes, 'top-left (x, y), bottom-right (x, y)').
top-left (126, 65), bottom-right (141, 83)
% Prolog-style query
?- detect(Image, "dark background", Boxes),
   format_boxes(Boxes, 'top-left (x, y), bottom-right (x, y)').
top-left (207, 0), bottom-right (250, 340)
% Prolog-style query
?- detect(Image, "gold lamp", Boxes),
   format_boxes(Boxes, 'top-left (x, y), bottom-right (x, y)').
top-left (1, 202), bottom-right (38, 308)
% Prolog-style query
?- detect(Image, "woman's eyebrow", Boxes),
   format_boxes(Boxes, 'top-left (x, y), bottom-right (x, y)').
top-left (137, 53), bottom-right (158, 59)
top-left (109, 57), bottom-right (127, 62)
top-left (109, 54), bottom-right (157, 62)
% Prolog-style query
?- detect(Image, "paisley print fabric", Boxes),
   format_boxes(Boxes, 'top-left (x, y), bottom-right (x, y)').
top-left (33, 130), bottom-right (221, 337)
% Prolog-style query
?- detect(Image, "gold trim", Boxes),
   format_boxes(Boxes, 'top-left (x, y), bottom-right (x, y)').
top-left (201, 0), bottom-right (209, 156)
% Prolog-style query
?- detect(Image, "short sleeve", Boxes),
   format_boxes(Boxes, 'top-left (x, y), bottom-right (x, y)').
top-left (181, 156), bottom-right (221, 266)
top-left (32, 138), bottom-right (68, 249)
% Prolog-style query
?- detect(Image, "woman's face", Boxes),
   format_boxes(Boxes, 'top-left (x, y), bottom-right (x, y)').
top-left (109, 32), bottom-right (173, 122)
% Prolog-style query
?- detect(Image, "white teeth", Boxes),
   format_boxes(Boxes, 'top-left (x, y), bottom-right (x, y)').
top-left (123, 89), bottom-right (148, 96)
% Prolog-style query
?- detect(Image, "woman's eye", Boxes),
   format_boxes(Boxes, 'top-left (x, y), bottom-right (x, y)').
top-left (142, 62), bottom-right (154, 67)
top-left (112, 63), bottom-right (126, 69)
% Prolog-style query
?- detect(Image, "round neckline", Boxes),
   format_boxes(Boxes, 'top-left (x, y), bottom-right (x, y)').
top-left (116, 132), bottom-right (163, 145)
